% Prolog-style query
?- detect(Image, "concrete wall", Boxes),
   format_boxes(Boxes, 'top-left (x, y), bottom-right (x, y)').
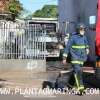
top-left (58, 0), bottom-right (98, 61)
top-left (0, 59), bottom-right (46, 73)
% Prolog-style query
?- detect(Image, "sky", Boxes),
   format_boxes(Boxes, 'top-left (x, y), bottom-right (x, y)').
top-left (20, 0), bottom-right (58, 13)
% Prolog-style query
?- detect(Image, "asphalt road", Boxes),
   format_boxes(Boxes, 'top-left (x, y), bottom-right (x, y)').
top-left (0, 94), bottom-right (100, 100)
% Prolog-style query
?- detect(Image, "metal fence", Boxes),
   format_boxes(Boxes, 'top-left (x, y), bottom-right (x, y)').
top-left (0, 21), bottom-right (46, 59)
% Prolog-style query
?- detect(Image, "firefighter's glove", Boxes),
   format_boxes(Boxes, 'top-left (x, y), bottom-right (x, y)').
top-left (62, 59), bottom-right (67, 65)
top-left (86, 48), bottom-right (89, 55)
top-left (62, 53), bottom-right (68, 65)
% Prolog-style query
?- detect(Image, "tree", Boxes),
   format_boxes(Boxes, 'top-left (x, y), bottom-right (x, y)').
top-left (33, 5), bottom-right (57, 18)
top-left (19, 9), bottom-right (32, 19)
top-left (6, 0), bottom-right (23, 18)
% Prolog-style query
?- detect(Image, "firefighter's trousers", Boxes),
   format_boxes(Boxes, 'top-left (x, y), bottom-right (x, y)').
top-left (72, 64), bottom-right (84, 89)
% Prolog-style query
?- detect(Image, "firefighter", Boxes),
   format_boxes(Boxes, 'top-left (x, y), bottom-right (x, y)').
top-left (62, 23), bottom-right (89, 91)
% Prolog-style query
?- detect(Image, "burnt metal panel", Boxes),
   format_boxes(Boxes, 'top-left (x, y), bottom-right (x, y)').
top-left (58, 0), bottom-right (98, 61)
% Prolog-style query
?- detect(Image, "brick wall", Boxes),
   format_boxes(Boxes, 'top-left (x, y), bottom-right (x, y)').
top-left (0, 0), bottom-right (9, 12)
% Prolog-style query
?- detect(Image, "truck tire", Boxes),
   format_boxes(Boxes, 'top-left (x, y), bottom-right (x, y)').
top-left (42, 81), bottom-right (55, 89)
top-left (95, 68), bottom-right (100, 80)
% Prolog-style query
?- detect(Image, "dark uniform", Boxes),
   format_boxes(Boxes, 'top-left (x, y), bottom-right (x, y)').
top-left (63, 24), bottom-right (89, 91)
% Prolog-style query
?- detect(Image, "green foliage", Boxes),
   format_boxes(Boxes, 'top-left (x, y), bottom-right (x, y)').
top-left (19, 9), bottom-right (32, 19)
top-left (33, 5), bottom-right (57, 18)
top-left (7, 0), bottom-right (23, 18)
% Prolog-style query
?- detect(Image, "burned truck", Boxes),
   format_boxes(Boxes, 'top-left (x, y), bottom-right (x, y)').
top-left (26, 18), bottom-right (60, 58)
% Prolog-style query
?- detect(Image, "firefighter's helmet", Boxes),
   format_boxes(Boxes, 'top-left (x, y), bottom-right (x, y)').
top-left (76, 23), bottom-right (86, 30)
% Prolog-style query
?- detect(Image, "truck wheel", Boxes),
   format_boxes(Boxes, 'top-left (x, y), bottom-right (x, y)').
top-left (42, 81), bottom-right (54, 89)
top-left (95, 68), bottom-right (100, 80)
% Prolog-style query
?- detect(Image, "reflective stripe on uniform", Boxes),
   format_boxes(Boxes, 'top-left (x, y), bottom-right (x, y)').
top-left (71, 61), bottom-right (84, 65)
top-left (78, 85), bottom-right (84, 90)
top-left (74, 74), bottom-right (85, 91)
top-left (74, 74), bottom-right (80, 88)
top-left (72, 45), bottom-right (86, 49)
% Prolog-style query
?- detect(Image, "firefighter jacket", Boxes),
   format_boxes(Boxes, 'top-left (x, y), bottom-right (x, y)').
top-left (63, 33), bottom-right (89, 65)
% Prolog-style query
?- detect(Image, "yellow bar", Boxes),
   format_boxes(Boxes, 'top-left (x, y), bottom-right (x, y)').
top-left (71, 61), bottom-right (84, 65)
top-left (72, 45), bottom-right (86, 49)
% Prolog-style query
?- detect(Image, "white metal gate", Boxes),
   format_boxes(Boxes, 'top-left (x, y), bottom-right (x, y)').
top-left (0, 21), bottom-right (46, 60)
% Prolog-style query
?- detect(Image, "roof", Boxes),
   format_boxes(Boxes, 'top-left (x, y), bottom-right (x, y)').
top-left (32, 17), bottom-right (57, 21)
top-left (24, 17), bottom-right (58, 24)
